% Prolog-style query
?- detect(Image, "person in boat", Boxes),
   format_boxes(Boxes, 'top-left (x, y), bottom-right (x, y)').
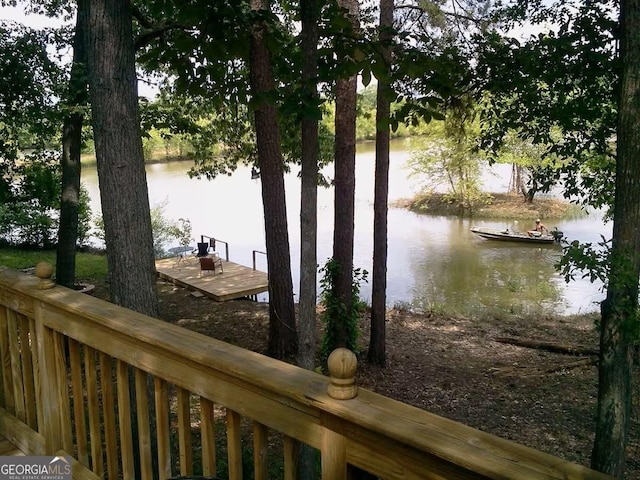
top-left (529, 218), bottom-right (548, 236)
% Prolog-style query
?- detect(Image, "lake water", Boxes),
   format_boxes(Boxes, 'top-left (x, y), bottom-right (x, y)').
top-left (82, 138), bottom-right (610, 316)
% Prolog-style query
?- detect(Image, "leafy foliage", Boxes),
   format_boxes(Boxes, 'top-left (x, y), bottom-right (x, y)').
top-left (557, 237), bottom-right (611, 285)
top-left (94, 199), bottom-right (192, 258)
top-left (476, 0), bottom-right (618, 209)
top-left (319, 258), bottom-right (368, 362)
top-left (407, 98), bottom-right (490, 212)
top-left (0, 153), bottom-right (91, 248)
top-left (0, 22), bottom-right (64, 159)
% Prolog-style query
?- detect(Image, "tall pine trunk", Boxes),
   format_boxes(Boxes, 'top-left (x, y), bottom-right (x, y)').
top-left (298, 0), bottom-right (320, 369)
top-left (85, 2), bottom-right (160, 477)
top-left (56, 0), bottom-right (88, 288)
top-left (85, 0), bottom-right (158, 317)
top-left (368, 0), bottom-right (394, 367)
top-left (297, 1), bottom-right (321, 476)
top-left (332, 0), bottom-right (359, 347)
top-left (249, 0), bottom-right (297, 359)
top-left (591, 0), bottom-right (640, 477)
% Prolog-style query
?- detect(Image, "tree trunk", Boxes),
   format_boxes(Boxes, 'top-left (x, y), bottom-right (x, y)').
top-left (332, 0), bottom-right (359, 348)
top-left (367, 0), bottom-right (394, 367)
top-left (85, 0), bottom-right (159, 318)
top-left (56, 0), bottom-right (88, 288)
top-left (249, 0), bottom-right (297, 359)
top-left (297, 1), bottom-right (321, 476)
top-left (298, 0), bottom-right (320, 371)
top-left (591, 1), bottom-right (640, 476)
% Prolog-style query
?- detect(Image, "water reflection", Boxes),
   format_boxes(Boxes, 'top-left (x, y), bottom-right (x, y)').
top-left (81, 141), bottom-right (609, 316)
top-left (400, 216), bottom-right (562, 316)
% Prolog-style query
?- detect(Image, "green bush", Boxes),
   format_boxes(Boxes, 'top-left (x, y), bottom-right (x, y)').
top-left (94, 199), bottom-right (193, 258)
top-left (0, 153), bottom-right (92, 248)
top-left (319, 258), bottom-right (368, 362)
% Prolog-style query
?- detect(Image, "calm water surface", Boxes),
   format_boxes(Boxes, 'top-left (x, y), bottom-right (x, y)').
top-left (83, 139), bottom-right (610, 316)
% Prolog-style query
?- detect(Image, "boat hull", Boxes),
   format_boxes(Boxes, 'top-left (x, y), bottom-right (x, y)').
top-left (470, 227), bottom-right (557, 244)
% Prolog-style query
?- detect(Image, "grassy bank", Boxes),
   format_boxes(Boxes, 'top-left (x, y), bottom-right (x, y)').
top-left (0, 247), bottom-right (108, 283)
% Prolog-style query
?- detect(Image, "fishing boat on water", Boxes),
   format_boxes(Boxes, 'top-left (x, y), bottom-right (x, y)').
top-left (470, 226), bottom-right (563, 244)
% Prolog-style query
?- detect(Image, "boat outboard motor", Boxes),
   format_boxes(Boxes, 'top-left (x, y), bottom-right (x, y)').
top-left (551, 228), bottom-right (564, 243)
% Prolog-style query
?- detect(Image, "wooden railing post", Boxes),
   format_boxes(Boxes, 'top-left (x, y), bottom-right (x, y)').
top-left (326, 348), bottom-right (358, 400)
top-left (32, 262), bottom-right (65, 454)
top-left (322, 348), bottom-right (358, 480)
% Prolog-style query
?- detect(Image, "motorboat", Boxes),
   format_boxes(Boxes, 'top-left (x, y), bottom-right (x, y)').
top-left (470, 226), bottom-right (563, 244)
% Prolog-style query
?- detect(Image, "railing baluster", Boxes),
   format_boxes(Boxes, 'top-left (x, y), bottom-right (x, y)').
top-left (176, 386), bottom-right (193, 476)
top-left (52, 331), bottom-right (72, 452)
top-left (27, 317), bottom-right (40, 433)
top-left (116, 360), bottom-right (135, 479)
top-left (200, 397), bottom-right (216, 477)
top-left (134, 368), bottom-right (153, 480)
top-left (0, 306), bottom-right (9, 411)
top-left (283, 435), bottom-right (299, 480)
top-left (226, 408), bottom-right (242, 480)
top-left (155, 377), bottom-right (172, 480)
top-left (68, 339), bottom-right (88, 465)
top-left (253, 421), bottom-right (268, 480)
top-left (84, 345), bottom-right (103, 476)
top-left (7, 310), bottom-right (25, 423)
top-left (18, 314), bottom-right (37, 429)
top-left (99, 352), bottom-right (118, 478)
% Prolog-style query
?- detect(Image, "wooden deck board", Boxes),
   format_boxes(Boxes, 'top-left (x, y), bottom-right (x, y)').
top-left (0, 435), bottom-right (25, 456)
top-left (155, 256), bottom-right (268, 302)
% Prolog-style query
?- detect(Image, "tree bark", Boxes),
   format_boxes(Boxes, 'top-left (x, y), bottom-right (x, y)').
top-left (298, 0), bottom-right (320, 370)
top-left (85, 0), bottom-right (159, 317)
top-left (367, 0), bottom-right (394, 367)
top-left (297, 1), bottom-right (321, 476)
top-left (332, 0), bottom-right (359, 348)
top-left (591, 0), bottom-right (640, 476)
top-left (56, 0), bottom-right (88, 288)
top-left (249, 0), bottom-right (297, 359)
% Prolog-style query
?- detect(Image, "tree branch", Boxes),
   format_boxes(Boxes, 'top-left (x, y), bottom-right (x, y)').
top-left (495, 336), bottom-right (599, 356)
top-left (395, 3), bottom-right (483, 25)
top-left (130, 3), bottom-right (194, 50)
top-left (130, 3), bottom-right (154, 29)
top-left (134, 24), bottom-right (193, 50)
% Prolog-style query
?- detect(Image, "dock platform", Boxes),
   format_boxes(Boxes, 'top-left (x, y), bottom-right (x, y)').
top-left (155, 256), bottom-right (268, 302)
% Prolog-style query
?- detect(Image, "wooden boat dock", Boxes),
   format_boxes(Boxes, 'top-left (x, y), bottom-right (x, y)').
top-left (155, 256), bottom-right (268, 302)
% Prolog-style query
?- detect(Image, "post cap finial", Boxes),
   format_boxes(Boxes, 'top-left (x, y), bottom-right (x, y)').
top-left (327, 348), bottom-right (358, 400)
top-left (34, 261), bottom-right (55, 290)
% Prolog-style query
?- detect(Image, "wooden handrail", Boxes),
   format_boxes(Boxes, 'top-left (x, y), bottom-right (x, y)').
top-left (252, 249), bottom-right (266, 271)
top-left (0, 265), bottom-right (613, 480)
top-left (200, 234), bottom-right (229, 261)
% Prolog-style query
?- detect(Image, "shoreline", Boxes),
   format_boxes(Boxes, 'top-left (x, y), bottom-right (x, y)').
top-left (393, 191), bottom-right (586, 220)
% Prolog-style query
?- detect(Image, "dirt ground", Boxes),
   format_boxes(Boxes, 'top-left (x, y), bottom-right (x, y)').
top-left (144, 279), bottom-right (640, 478)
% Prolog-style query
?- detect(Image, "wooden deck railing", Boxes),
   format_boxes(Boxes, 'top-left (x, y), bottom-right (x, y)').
top-left (200, 235), bottom-right (230, 261)
top-left (0, 263), bottom-right (612, 480)
top-left (252, 250), bottom-right (267, 271)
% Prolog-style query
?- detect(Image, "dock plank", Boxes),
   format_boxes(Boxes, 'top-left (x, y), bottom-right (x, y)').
top-left (155, 257), bottom-right (268, 302)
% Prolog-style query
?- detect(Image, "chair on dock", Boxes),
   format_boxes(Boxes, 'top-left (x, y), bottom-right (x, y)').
top-left (196, 242), bottom-right (213, 257)
top-left (199, 255), bottom-right (223, 276)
